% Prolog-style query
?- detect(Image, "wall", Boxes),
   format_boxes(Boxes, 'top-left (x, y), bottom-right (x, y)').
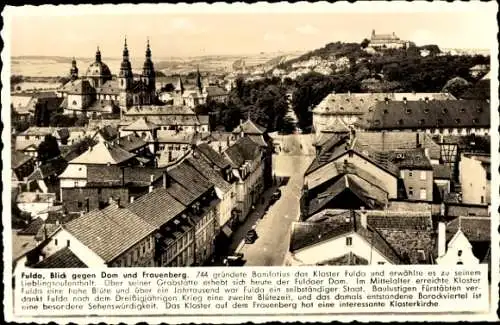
top-left (110, 235), bottom-right (155, 267)
top-left (400, 169), bottom-right (433, 201)
top-left (61, 187), bottom-right (129, 213)
top-left (41, 229), bottom-right (106, 267)
top-left (437, 232), bottom-right (479, 265)
top-left (216, 183), bottom-right (236, 228)
top-left (459, 156), bottom-right (490, 205)
top-left (195, 207), bottom-right (217, 265)
top-left (292, 232), bottom-right (392, 265)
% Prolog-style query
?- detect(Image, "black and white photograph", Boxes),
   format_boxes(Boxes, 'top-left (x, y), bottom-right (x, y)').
top-left (2, 1), bottom-right (498, 322)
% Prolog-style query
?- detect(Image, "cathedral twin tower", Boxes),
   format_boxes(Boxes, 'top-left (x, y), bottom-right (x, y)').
top-left (70, 38), bottom-right (157, 109)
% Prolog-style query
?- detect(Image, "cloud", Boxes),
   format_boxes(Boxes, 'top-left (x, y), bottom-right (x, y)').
top-left (264, 32), bottom-right (286, 42)
top-left (296, 25), bottom-right (319, 35)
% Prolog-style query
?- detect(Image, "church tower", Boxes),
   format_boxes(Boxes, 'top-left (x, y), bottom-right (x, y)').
top-left (119, 37), bottom-right (133, 90)
top-left (196, 66), bottom-right (203, 94)
top-left (70, 57), bottom-right (78, 80)
top-left (173, 75), bottom-right (185, 106)
top-left (118, 38), bottom-right (133, 110)
top-left (141, 38), bottom-right (156, 104)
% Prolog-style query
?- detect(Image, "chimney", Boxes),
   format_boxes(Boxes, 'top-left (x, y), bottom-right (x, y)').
top-left (359, 207), bottom-right (367, 228)
top-left (116, 198), bottom-right (121, 207)
top-left (416, 132), bottom-right (421, 147)
top-left (425, 97), bottom-right (429, 103)
top-left (149, 174), bottom-right (155, 192)
top-left (85, 197), bottom-right (90, 213)
top-left (121, 167), bottom-right (125, 186)
top-left (424, 148), bottom-right (429, 159)
top-left (130, 196), bottom-right (135, 203)
top-left (219, 144), bottom-right (222, 153)
top-left (162, 172), bottom-right (169, 189)
top-left (438, 221), bottom-right (446, 257)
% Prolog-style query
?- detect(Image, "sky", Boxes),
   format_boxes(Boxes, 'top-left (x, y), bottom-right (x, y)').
top-left (8, 4), bottom-right (497, 58)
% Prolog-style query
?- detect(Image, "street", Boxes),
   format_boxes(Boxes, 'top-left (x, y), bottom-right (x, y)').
top-left (228, 152), bottom-right (314, 266)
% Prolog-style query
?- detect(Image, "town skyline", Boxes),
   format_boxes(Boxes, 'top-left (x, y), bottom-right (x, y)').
top-left (9, 8), bottom-right (496, 57)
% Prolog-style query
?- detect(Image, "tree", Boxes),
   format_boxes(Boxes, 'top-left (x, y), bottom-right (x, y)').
top-left (360, 38), bottom-right (370, 49)
top-left (37, 135), bottom-right (61, 163)
top-left (442, 77), bottom-right (471, 98)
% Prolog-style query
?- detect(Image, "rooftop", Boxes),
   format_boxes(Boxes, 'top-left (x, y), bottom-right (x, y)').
top-left (69, 141), bottom-right (136, 165)
top-left (32, 247), bottom-right (87, 268)
top-left (127, 189), bottom-right (186, 228)
top-left (65, 203), bottom-right (156, 263)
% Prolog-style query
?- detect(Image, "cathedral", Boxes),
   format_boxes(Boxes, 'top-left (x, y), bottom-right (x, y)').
top-left (58, 39), bottom-right (157, 116)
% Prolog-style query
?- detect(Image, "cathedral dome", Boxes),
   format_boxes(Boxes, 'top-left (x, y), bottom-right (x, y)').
top-left (86, 47), bottom-right (112, 79)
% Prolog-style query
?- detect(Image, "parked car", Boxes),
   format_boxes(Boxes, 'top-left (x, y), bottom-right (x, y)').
top-left (271, 189), bottom-right (282, 202)
top-left (223, 253), bottom-right (245, 266)
top-left (245, 228), bottom-right (258, 244)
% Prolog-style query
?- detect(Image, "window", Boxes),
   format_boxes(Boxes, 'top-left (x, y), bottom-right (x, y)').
top-left (481, 196), bottom-right (484, 204)
top-left (409, 187), bottom-right (414, 196)
top-left (420, 188), bottom-right (427, 200)
top-left (127, 253), bottom-right (131, 266)
top-left (420, 171), bottom-right (426, 180)
top-left (346, 237), bottom-right (352, 246)
top-left (67, 240), bottom-right (70, 247)
top-left (457, 261), bottom-right (463, 265)
top-left (25, 135), bottom-right (29, 140)
top-left (77, 201), bottom-right (83, 208)
top-left (54, 239), bottom-right (58, 246)
top-left (458, 250), bottom-right (463, 257)
top-left (408, 171), bottom-right (413, 177)
top-left (377, 261), bottom-right (385, 265)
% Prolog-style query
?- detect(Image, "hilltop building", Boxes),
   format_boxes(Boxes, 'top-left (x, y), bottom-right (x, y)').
top-left (368, 30), bottom-right (409, 50)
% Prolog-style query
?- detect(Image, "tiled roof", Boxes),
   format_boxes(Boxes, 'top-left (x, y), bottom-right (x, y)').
top-left (166, 182), bottom-right (199, 206)
top-left (196, 144), bottom-right (230, 169)
top-left (307, 135), bottom-right (400, 177)
top-left (319, 252), bottom-right (369, 265)
top-left (445, 216), bottom-right (490, 242)
top-left (34, 223), bottom-right (61, 242)
top-left (433, 165), bottom-right (452, 180)
top-left (387, 149), bottom-right (432, 170)
top-left (167, 161), bottom-right (213, 198)
top-left (157, 132), bottom-right (196, 144)
top-left (32, 247), bottom-right (87, 268)
top-left (185, 156), bottom-right (232, 193)
top-left (127, 189), bottom-right (186, 228)
top-left (307, 174), bottom-right (388, 216)
top-left (116, 134), bottom-right (148, 152)
top-left (248, 135), bottom-right (268, 147)
top-left (125, 105), bottom-right (196, 116)
top-left (224, 136), bottom-right (262, 168)
top-left (290, 210), bottom-right (355, 251)
top-left (70, 141), bottom-right (136, 165)
top-left (122, 117), bottom-right (159, 131)
top-left (61, 79), bottom-right (95, 95)
top-left (96, 125), bottom-right (119, 142)
top-left (85, 166), bottom-right (165, 187)
top-left (12, 151), bottom-right (34, 169)
top-left (12, 232), bottom-right (37, 260)
top-left (365, 100), bottom-right (490, 130)
top-left (96, 80), bottom-right (121, 95)
top-left (20, 127), bottom-right (56, 136)
top-left (364, 210), bottom-right (433, 231)
top-left (18, 218), bottom-right (45, 236)
top-left (233, 119), bottom-right (266, 134)
top-left (460, 80), bottom-right (490, 100)
top-left (65, 203), bottom-right (156, 262)
top-left (27, 157), bottom-right (68, 181)
top-left (291, 210), bottom-right (402, 264)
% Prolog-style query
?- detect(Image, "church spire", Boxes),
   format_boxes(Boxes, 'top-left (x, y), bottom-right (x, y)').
top-left (95, 46), bottom-right (101, 62)
top-left (70, 56), bottom-right (78, 80)
top-left (145, 37), bottom-right (151, 59)
top-left (122, 37), bottom-right (129, 60)
top-left (196, 66), bottom-right (203, 93)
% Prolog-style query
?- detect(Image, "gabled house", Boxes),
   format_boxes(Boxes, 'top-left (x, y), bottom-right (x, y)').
top-left (437, 216), bottom-right (490, 266)
top-left (287, 208), bottom-right (434, 266)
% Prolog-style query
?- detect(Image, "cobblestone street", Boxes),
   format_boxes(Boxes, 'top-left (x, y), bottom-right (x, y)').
top-left (227, 150), bottom-right (314, 266)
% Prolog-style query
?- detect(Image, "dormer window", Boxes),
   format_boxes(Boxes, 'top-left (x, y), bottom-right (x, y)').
top-left (419, 119), bottom-right (425, 125)
top-left (472, 118), bottom-right (479, 124)
top-left (406, 109), bottom-right (412, 114)
top-left (424, 108), bottom-right (429, 114)
top-left (437, 119), bottom-right (443, 125)
top-left (398, 119), bottom-right (404, 125)
top-left (460, 108), bottom-right (466, 113)
top-left (383, 109), bottom-right (388, 114)
top-left (476, 107), bottom-right (483, 113)
top-left (455, 118), bottom-right (461, 124)
top-left (442, 108), bottom-right (448, 114)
